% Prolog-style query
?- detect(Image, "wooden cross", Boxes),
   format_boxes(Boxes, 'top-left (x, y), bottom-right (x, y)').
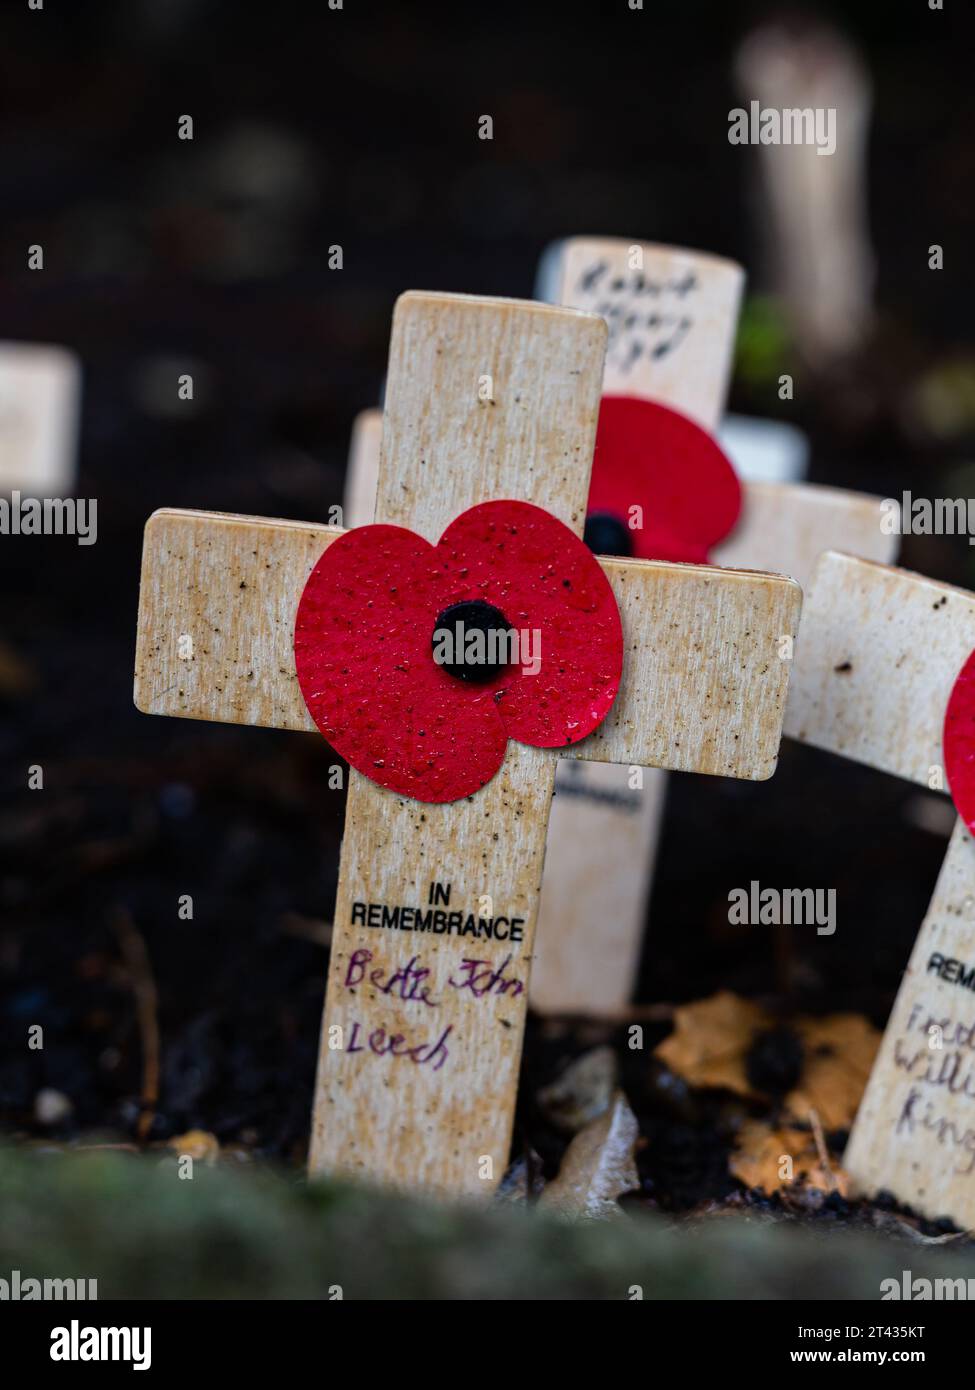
top-left (786, 552), bottom-right (975, 1227)
top-left (134, 291), bottom-right (801, 1197)
top-left (534, 238), bottom-right (742, 1013)
top-left (0, 342), bottom-right (80, 495)
top-left (531, 238), bottom-right (897, 1014)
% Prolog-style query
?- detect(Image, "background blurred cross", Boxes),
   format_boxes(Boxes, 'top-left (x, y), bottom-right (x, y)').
top-left (0, 342), bottom-right (80, 496)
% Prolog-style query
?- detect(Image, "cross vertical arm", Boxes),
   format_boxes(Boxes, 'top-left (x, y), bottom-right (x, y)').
top-left (310, 293), bottom-right (608, 1194)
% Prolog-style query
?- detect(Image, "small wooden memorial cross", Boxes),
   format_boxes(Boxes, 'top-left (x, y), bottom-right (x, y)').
top-left (134, 291), bottom-right (801, 1197)
top-left (529, 237), bottom-right (896, 1014)
top-left (786, 552), bottom-right (975, 1227)
top-left (534, 238), bottom-right (741, 1013)
top-left (0, 342), bottom-right (81, 496)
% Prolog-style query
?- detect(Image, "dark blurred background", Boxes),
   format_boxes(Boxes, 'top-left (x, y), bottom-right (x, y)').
top-left (1, 0), bottom-right (974, 1163)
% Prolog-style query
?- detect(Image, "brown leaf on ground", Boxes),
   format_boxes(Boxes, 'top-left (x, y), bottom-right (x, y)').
top-left (731, 1120), bottom-right (849, 1196)
top-left (168, 1130), bottom-right (220, 1165)
top-left (654, 992), bottom-right (882, 1130)
top-left (539, 1091), bottom-right (640, 1218)
top-left (654, 991), bottom-right (768, 1099)
top-left (787, 1013), bottom-right (881, 1131)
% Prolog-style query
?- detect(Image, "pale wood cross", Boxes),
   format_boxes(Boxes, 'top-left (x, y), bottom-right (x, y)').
top-left (520, 238), bottom-right (742, 1014)
top-left (0, 342), bottom-right (80, 495)
top-left (531, 237), bottom-right (897, 1015)
top-left (786, 552), bottom-right (975, 1227)
top-left (134, 291), bottom-right (800, 1197)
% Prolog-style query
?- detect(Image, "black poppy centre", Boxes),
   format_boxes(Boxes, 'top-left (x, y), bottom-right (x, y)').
top-left (582, 510), bottom-right (633, 558)
top-left (432, 599), bottom-right (516, 683)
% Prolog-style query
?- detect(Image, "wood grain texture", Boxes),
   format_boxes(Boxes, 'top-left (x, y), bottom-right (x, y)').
top-left (713, 482), bottom-right (898, 589)
top-left (374, 293), bottom-right (603, 537)
top-left (134, 509), bottom-right (335, 732)
top-left (541, 238), bottom-right (743, 429)
top-left (0, 342), bottom-right (81, 494)
top-left (570, 558), bottom-right (800, 780)
top-left (784, 552), bottom-right (975, 786)
top-left (844, 819), bottom-right (975, 1225)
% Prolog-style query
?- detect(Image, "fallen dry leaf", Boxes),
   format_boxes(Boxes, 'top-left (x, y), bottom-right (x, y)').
top-left (654, 991), bottom-right (881, 1131)
top-left (539, 1091), bottom-right (639, 1218)
top-left (731, 1119), bottom-right (849, 1196)
top-left (537, 1045), bottom-right (617, 1133)
top-left (787, 1013), bottom-right (881, 1131)
top-left (168, 1129), bottom-right (220, 1165)
top-left (654, 991), bottom-right (767, 1098)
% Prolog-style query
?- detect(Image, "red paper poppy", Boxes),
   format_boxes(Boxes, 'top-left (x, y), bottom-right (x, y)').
top-left (587, 396), bottom-right (741, 563)
top-left (943, 649), bottom-right (975, 831)
top-left (294, 500), bottom-right (623, 803)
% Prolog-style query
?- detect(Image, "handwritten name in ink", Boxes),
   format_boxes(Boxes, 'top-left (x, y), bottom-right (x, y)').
top-left (350, 879), bottom-right (525, 943)
top-left (896, 1085), bottom-right (975, 1176)
top-left (449, 955), bottom-right (524, 1000)
top-left (344, 948), bottom-right (525, 1006)
top-left (888, 1000), bottom-right (975, 1176)
top-left (892, 1001), bottom-right (975, 1101)
top-left (345, 949), bottom-right (439, 1008)
top-left (571, 260), bottom-right (698, 373)
top-left (344, 1018), bottom-right (452, 1072)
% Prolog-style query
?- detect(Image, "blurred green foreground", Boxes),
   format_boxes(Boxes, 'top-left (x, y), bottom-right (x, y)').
top-left (2, 1148), bottom-right (975, 1300)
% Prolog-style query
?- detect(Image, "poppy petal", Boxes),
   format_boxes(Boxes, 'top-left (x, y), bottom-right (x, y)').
top-left (294, 524), bottom-right (508, 802)
top-left (589, 395), bottom-right (741, 562)
top-left (437, 500), bottom-right (623, 747)
top-left (294, 502), bottom-right (624, 801)
top-left (944, 649), bottom-right (975, 832)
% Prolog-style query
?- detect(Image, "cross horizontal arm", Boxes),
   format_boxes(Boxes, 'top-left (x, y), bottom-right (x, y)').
top-left (134, 509), bottom-right (333, 733)
top-left (569, 556), bottom-right (800, 779)
top-left (712, 481), bottom-right (897, 590)
top-left (785, 551), bottom-right (975, 785)
top-left (135, 507), bottom-right (800, 779)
